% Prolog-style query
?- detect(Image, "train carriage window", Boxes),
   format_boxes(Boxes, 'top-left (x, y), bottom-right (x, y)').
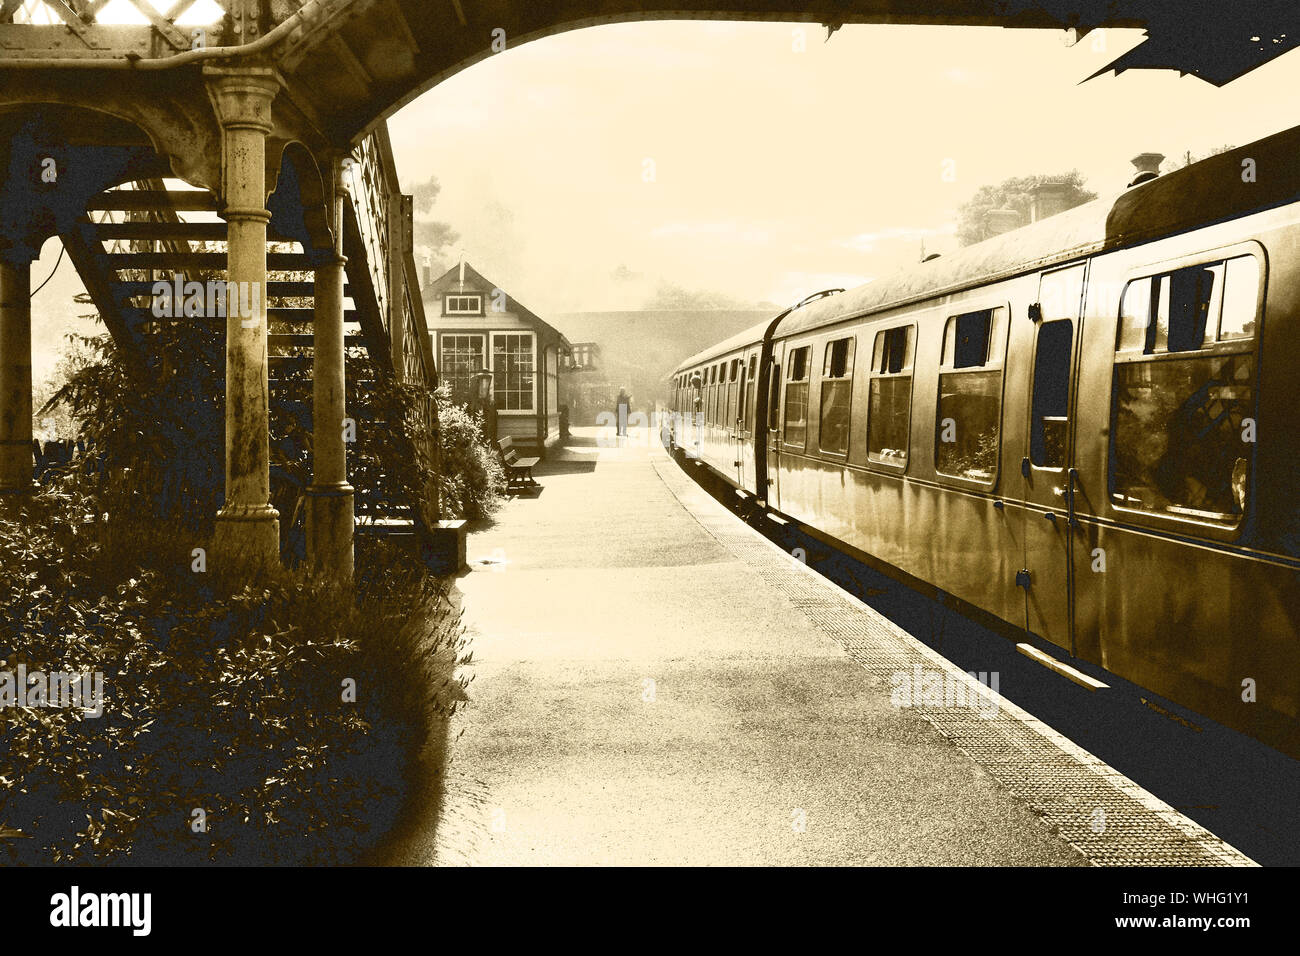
top-left (768, 358), bottom-right (781, 430)
top-left (867, 326), bottom-right (915, 465)
top-left (819, 336), bottom-right (855, 455)
top-left (744, 355), bottom-right (758, 428)
top-left (718, 362), bottom-right (727, 422)
top-left (719, 363), bottom-right (727, 422)
top-left (1030, 320), bottom-right (1074, 468)
top-left (720, 363), bottom-right (729, 424)
top-left (729, 358), bottom-right (741, 424)
top-left (783, 345), bottom-right (811, 449)
top-left (1110, 253), bottom-right (1261, 525)
top-left (737, 363), bottom-right (748, 428)
top-left (1154, 264), bottom-right (1220, 353)
top-left (1218, 256), bottom-right (1260, 340)
top-left (1116, 277), bottom-right (1152, 352)
top-left (936, 308), bottom-right (1005, 481)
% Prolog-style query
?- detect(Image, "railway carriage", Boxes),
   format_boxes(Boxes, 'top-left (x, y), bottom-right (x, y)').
top-left (669, 123), bottom-right (1300, 756)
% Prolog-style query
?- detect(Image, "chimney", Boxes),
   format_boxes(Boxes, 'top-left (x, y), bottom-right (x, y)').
top-left (1128, 152), bottom-right (1165, 187)
top-left (1028, 182), bottom-right (1072, 223)
top-left (985, 207), bottom-right (1022, 237)
top-left (422, 262), bottom-right (431, 289)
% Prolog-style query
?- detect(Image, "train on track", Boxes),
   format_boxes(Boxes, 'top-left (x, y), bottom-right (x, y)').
top-left (667, 123), bottom-right (1300, 757)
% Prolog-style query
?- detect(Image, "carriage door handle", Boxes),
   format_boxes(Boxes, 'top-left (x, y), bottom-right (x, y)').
top-left (1052, 470), bottom-right (1080, 526)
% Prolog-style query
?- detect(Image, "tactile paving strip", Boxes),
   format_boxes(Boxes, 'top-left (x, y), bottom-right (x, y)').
top-left (654, 454), bottom-right (1255, 867)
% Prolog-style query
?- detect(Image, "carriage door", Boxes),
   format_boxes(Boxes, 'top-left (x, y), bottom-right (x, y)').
top-left (764, 343), bottom-right (785, 509)
top-left (735, 349), bottom-right (759, 489)
top-left (1020, 263), bottom-right (1086, 655)
top-left (733, 357), bottom-right (747, 486)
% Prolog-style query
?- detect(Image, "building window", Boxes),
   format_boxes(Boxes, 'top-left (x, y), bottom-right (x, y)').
top-left (439, 333), bottom-right (486, 404)
top-left (1110, 253), bottom-right (1260, 523)
top-left (783, 345), bottom-right (811, 449)
top-left (867, 326), bottom-right (914, 465)
top-left (936, 308), bottom-right (1005, 481)
top-left (819, 336), bottom-right (855, 455)
top-left (492, 332), bottom-right (535, 411)
top-left (568, 343), bottom-right (598, 370)
top-left (444, 294), bottom-right (483, 315)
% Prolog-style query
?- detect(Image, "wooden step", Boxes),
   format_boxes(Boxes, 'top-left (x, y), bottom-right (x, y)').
top-left (105, 252), bottom-right (312, 271)
top-left (92, 220), bottom-right (300, 243)
top-left (110, 280), bottom-right (341, 299)
top-left (87, 190), bottom-right (219, 211)
top-left (266, 308), bottom-right (361, 323)
top-left (93, 221), bottom-right (228, 241)
top-left (270, 378), bottom-right (378, 387)
top-left (269, 333), bottom-right (368, 350)
top-left (120, 306), bottom-right (361, 324)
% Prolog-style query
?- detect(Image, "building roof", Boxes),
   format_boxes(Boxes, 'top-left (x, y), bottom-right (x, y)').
top-left (425, 261), bottom-right (572, 351)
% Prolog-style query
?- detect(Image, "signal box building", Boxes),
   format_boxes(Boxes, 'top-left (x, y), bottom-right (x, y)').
top-left (424, 262), bottom-right (571, 453)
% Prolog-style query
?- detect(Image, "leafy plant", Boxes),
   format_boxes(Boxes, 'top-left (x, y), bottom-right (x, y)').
top-left (0, 476), bottom-right (468, 865)
top-left (433, 385), bottom-right (506, 521)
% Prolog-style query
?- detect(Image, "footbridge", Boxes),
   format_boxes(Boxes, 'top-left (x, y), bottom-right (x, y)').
top-left (0, 0), bottom-right (1292, 578)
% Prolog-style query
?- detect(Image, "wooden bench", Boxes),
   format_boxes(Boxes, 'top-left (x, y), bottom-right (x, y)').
top-left (498, 436), bottom-right (540, 490)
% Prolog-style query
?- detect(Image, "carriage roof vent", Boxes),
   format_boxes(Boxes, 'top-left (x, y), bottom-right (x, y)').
top-left (1128, 152), bottom-right (1165, 187)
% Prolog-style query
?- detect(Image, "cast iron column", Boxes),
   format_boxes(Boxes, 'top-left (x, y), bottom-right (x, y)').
top-left (305, 167), bottom-right (354, 579)
top-left (207, 67), bottom-right (280, 571)
top-left (0, 256), bottom-right (32, 494)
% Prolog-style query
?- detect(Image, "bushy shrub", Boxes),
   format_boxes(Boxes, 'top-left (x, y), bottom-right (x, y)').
top-left (3, 323), bottom-right (486, 864)
top-left (434, 386), bottom-right (506, 520)
top-left (47, 328), bottom-right (458, 549)
top-left (0, 475), bottom-right (468, 865)
top-left (47, 327), bottom-right (225, 536)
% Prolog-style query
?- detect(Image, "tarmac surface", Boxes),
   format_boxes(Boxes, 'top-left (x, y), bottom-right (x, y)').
top-left (386, 426), bottom-right (1253, 866)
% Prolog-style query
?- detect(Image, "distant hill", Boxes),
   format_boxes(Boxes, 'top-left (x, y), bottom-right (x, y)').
top-left (553, 308), bottom-right (772, 391)
top-left (549, 309), bottom-right (772, 423)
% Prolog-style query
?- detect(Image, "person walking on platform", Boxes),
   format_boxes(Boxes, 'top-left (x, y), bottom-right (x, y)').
top-left (616, 387), bottom-right (631, 437)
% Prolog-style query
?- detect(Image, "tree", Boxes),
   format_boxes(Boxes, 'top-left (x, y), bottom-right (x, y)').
top-left (405, 172), bottom-right (460, 273)
top-left (642, 281), bottom-right (754, 310)
top-left (1174, 144), bottom-right (1235, 168)
top-left (955, 170), bottom-right (1096, 246)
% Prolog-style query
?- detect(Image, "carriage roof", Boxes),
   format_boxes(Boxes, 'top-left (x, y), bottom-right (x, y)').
top-left (674, 122), bottom-right (1300, 375)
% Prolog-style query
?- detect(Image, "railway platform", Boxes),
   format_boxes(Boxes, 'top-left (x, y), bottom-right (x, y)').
top-left (386, 425), bottom-right (1254, 866)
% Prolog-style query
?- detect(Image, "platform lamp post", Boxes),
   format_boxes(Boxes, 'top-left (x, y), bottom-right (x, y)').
top-left (472, 368), bottom-right (496, 445)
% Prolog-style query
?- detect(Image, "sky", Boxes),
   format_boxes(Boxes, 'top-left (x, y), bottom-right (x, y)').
top-left (28, 17), bottom-right (1300, 381)
top-left (386, 20), bottom-right (1300, 316)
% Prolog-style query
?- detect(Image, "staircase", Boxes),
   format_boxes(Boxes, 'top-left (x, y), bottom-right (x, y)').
top-left (57, 123), bottom-right (438, 558)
